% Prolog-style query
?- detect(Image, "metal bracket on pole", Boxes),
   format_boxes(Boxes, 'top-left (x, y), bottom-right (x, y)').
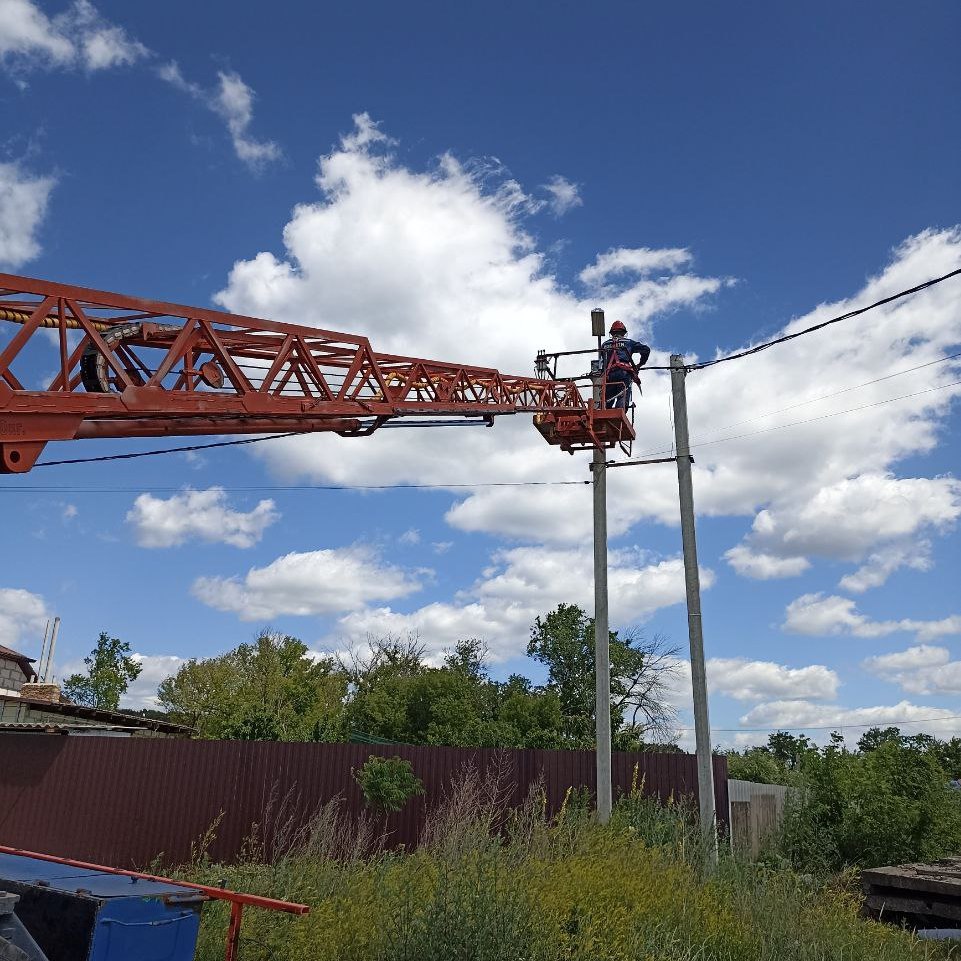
top-left (669, 354), bottom-right (718, 866)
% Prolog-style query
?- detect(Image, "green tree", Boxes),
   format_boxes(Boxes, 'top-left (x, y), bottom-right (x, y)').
top-left (157, 632), bottom-right (346, 740)
top-left (343, 638), bottom-right (565, 749)
top-left (62, 632), bottom-right (142, 711)
top-left (526, 604), bottom-right (679, 749)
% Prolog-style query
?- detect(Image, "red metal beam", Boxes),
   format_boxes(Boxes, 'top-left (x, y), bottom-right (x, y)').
top-left (0, 272), bottom-right (587, 472)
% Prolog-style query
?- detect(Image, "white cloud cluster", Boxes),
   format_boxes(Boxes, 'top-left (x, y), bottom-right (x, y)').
top-left (541, 174), bottom-right (582, 217)
top-left (863, 644), bottom-right (961, 696)
top-left (739, 699), bottom-right (961, 740)
top-left (838, 541), bottom-right (932, 594)
top-left (122, 653), bottom-right (187, 709)
top-left (126, 487), bottom-right (279, 548)
top-left (0, 159), bottom-right (55, 267)
top-left (707, 657), bottom-right (838, 702)
top-left (732, 474), bottom-right (960, 584)
top-left (210, 118), bottom-right (961, 604)
top-left (783, 592), bottom-right (961, 641)
top-left (0, 0), bottom-right (147, 73)
top-left (326, 545), bottom-right (711, 663)
top-left (159, 62), bottom-right (281, 170)
top-left (192, 545), bottom-right (425, 621)
top-left (579, 246), bottom-right (694, 288)
top-left (0, 586), bottom-right (48, 652)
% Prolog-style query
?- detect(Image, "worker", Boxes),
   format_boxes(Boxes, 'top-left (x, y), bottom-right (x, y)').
top-left (600, 320), bottom-right (651, 409)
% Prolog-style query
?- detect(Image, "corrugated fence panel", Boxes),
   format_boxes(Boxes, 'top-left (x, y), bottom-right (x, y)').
top-left (0, 735), bottom-right (728, 867)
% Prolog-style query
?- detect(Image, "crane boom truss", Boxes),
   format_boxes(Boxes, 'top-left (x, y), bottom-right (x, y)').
top-left (0, 273), bottom-right (590, 472)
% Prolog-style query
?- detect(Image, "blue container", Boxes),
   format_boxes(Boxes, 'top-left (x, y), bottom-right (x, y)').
top-left (0, 852), bottom-right (202, 961)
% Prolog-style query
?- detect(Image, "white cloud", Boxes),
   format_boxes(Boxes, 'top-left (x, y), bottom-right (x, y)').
top-left (327, 545), bottom-right (711, 663)
top-left (783, 592), bottom-right (961, 641)
top-left (724, 545), bottom-right (811, 579)
top-left (0, 160), bottom-right (56, 267)
top-left (0, 587), bottom-right (48, 652)
top-left (838, 540), bottom-right (932, 593)
top-left (707, 657), bottom-right (838, 702)
top-left (739, 698), bottom-right (961, 740)
top-left (159, 62), bottom-right (280, 170)
top-left (398, 528), bottom-right (420, 545)
top-left (0, 0), bottom-right (146, 73)
top-left (579, 246), bottom-right (694, 288)
top-left (731, 474), bottom-right (961, 578)
top-left (192, 545), bottom-right (424, 621)
top-left (126, 487), bottom-right (279, 548)
top-left (210, 118), bottom-right (961, 579)
top-left (66, 0), bottom-right (147, 70)
top-left (212, 70), bottom-right (281, 169)
top-left (0, 0), bottom-right (73, 65)
top-left (122, 653), bottom-right (186, 709)
top-left (61, 503), bottom-right (77, 521)
top-left (541, 174), bottom-right (582, 216)
top-left (431, 541), bottom-right (453, 555)
top-left (863, 644), bottom-right (961, 696)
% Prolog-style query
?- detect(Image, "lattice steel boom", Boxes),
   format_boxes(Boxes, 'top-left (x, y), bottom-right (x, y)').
top-left (0, 273), bottom-right (613, 473)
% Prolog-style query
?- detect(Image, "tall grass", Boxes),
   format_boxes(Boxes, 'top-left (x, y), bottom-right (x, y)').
top-left (185, 770), bottom-right (956, 961)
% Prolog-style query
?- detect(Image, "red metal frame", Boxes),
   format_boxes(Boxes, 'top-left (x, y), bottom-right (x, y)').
top-left (0, 272), bottom-right (643, 470)
top-left (0, 844), bottom-right (307, 961)
top-left (0, 273), bottom-right (590, 472)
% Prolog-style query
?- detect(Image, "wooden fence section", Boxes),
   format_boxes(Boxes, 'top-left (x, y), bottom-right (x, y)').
top-left (728, 778), bottom-right (789, 858)
top-left (0, 735), bottom-right (728, 868)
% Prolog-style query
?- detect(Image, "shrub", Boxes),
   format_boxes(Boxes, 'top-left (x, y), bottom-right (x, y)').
top-left (353, 755), bottom-right (425, 815)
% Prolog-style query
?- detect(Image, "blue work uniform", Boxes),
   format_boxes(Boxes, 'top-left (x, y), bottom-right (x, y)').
top-left (600, 336), bottom-right (651, 409)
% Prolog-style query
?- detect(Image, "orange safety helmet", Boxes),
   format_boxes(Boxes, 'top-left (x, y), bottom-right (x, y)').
top-left (610, 320), bottom-right (627, 335)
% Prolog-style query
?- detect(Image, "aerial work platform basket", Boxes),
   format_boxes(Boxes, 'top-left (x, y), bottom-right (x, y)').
top-left (533, 403), bottom-right (635, 454)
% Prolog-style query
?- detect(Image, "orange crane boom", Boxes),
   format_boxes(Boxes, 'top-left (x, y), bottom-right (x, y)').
top-left (0, 273), bottom-right (633, 472)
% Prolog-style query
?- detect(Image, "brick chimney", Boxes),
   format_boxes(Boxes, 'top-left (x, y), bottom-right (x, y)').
top-left (19, 682), bottom-right (62, 704)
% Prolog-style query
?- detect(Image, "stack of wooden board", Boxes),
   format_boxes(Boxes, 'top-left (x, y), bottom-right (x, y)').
top-left (862, 859), bottom-right (961, 928)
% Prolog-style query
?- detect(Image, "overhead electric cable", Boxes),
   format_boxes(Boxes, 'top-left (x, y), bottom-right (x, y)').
top-left (1, 479), bottom-right (591, 493)
top-left (627, 376), bottom-right (961, 462)
top-left (685, 267), bottom-right (961, 371)
top-left (674, 713), bottom-right (961, 734)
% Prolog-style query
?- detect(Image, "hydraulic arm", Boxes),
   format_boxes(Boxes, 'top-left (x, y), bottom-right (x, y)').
top-left (0, 273), bottom-right (600, 473)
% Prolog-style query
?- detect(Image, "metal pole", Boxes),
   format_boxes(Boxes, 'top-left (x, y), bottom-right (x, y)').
top-left (669, 354), bottom-right (717, 864)
top-left (43, 616), bottom-right (60, 682)
top-left (592, 376), bottom-right (613, 824)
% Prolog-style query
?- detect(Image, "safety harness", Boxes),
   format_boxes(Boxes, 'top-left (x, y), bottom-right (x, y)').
top-left (602, 337), bottom-right (642, 386)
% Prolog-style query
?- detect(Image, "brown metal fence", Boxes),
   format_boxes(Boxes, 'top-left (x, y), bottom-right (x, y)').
top-left (0, 734), bottom-right (728, 868)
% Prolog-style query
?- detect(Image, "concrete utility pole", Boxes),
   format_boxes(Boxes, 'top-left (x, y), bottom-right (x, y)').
top-left (669, 354), bottom-right (717, 864)
top-left (591, 308), bottom-right (613, 824)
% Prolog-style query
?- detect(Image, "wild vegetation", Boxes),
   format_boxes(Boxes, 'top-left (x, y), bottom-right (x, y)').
top-left (185, 767), bottom-right (956, 961)
top-left (728, 727), bottom-right (961, 872)
top-left (156, 604), bottom-right (682, 750)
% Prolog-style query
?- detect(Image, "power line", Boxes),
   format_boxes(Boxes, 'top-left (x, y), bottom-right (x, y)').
top-left (686, 266), bottom-right (961, 371)
top-left (628, 376), bottom-right (961, 462)
top-left (34, 432), bottom-right (304, 467)
top-left (672, 713), bottom-right (961, 734)
top-left (681, 350), bottom-right (961, 441)
top-left (1, 479), bottom-right (590, 493)
top-left (32, 418), bottom-right (492, 468)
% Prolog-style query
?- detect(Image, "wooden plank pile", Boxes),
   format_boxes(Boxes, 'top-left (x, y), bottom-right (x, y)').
top-left (863, 859), bottom-right (961, 928)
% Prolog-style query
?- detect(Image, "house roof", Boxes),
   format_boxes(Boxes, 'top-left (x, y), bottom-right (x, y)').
top-left (0, 692), bottom-right (193, 736)
top-left (0, 645), bottom-right (37, 680)
top-left (0, 722), bottom-right (142, 736)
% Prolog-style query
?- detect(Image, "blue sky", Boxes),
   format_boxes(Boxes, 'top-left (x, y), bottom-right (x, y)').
top-left (1, 0), bottom-right (960, 747)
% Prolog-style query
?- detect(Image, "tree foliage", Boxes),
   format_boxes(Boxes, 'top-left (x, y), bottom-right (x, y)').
top-left (727, 727), bottom-right (961, 870)
top-left (353, 755), bottom-right (424, 814)
top-left (153, 606), bottom-right (681, 752)
top-left (157, 632), bottom-right (346, 740)
top-left (527, 603), bottom-right (680, 749)
top-left (62, 632), bottom-right (142, 711)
